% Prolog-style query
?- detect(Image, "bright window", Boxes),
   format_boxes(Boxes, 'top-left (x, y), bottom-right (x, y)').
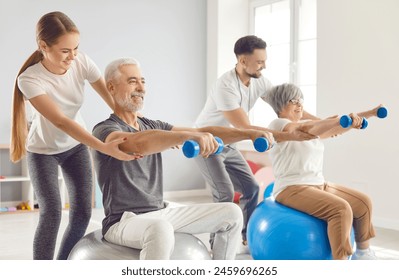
top-left (249, 0), bottom-right (317, 127)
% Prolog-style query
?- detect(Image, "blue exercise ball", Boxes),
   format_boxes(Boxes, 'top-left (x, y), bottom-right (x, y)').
top-left (263, 182), bottom-right (274, 199)
top-left (248, 183), bottom-right (355, 260)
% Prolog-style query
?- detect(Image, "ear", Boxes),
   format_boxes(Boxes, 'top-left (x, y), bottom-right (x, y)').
top-left (38, 40), bottom-right (48, 52)
top-left (238, 55), bottom-right (247, 67)
top-left (107, 81), bottom-right (115, 93)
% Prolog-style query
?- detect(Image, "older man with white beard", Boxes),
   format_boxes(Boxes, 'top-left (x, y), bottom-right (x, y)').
top-left (91, 57), bottom-right (274, 260)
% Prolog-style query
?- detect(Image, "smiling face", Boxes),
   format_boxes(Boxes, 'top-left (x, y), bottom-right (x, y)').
top-left (110, 64), bottom-right (146, 113)
top-left (239, 48), bottom-right (267, 79)
top-left (279, 98), bottom-right (304, 122)
top-left (39, 32), bottom-right (80, 75)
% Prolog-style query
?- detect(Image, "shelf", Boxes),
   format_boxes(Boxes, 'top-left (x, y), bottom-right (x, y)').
top-left (0, 209), bottom-right (39, 215)
top-left (0, 176), bottom-right (31, 182)
top-left (1, 146), bottom-right (34, 211)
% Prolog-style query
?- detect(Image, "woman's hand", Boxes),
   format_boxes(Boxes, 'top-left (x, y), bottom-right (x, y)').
top-left (102, 137), bottom-right (143, 161)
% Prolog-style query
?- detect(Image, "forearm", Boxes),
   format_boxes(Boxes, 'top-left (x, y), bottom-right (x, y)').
top-left (312, 105), bottom-right (384, 138)
top-left (116, 130), bottom-right (191, 155)
top-left (197, 126), bottom-right (269, 145)
top-left (197, 126), bottom-right (250, 144)
top-left (356, 106), bottom-right (380, 119)
top-left (303, 118), bottom-right (345, 138)
top-left (236, 124), bottom-right (295, 143)
top-left (297, 116), bottom-right (362, 139)
top-left (56, 117), bottom-right (107, 152)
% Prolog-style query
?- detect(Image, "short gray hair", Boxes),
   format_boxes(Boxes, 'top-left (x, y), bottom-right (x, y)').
top-left (265, 83), bottom-right (304, 115)
top-left (104, 57), bottom-right (140, 83)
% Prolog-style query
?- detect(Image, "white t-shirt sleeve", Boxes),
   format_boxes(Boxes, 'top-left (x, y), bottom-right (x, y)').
top-left (18, 74), bottom-right (45, 100)
top-left (80, 52), bottom-right (102, 83)
top-left (268, 118), bottom-right (291, 131)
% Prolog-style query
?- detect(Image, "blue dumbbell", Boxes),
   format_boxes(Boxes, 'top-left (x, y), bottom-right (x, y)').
top-left (377, 107), bottom-right (388, 118)
top-left (253, 137), bottom-right (271, 152)
top-left (340, 115), bottom-right (368, 129)
top-left (182, 136), bottom-right (224, 158)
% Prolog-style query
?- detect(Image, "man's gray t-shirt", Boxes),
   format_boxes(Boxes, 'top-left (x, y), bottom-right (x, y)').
top-left (92, 114), bottom-right (173, 235)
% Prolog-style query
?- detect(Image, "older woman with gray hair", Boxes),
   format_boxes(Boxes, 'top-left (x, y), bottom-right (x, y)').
top-left (265, 83), bottom-right (384, 260)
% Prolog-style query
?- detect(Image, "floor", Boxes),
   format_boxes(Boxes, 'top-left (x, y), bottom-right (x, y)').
top-left (1, 194), bottom-right (399, 260)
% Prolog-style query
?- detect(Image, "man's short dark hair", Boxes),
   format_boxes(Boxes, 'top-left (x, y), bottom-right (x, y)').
top-left (234, 35), bottom-right (267, 57)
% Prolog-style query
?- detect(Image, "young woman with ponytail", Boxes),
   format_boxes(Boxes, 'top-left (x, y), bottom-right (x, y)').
top-left (10, 11), bottom-right (139, 260)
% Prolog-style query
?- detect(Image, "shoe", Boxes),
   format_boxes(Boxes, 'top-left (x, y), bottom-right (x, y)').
top-left (351, 248), bottom-right (378, 260)
top-left (236, 240), bottom-right (250, 255)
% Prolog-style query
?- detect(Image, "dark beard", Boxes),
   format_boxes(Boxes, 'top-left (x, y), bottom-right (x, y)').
top-left (246, 70), bottom-right (262, 79)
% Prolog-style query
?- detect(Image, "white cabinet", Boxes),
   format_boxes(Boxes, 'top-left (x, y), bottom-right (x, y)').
top-left (0, 144), bottom-right (67, 212)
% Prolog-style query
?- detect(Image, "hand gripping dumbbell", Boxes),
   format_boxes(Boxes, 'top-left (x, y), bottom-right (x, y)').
top-left (340, 115), bottom-right (368, 129)
top-left (377, 107), bottom-right (388, 118)
top-left (182, 136), bottom-right (224, 158)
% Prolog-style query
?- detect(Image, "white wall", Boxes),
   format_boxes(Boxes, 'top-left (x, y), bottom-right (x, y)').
top-left (318, 0), bottom-right (399, 230)
top-left (0, 0), bottom-right (207, 192)
top-left (206, 0), bottom-right (249, 89)
top-left (209, 0), bottom-right (399, 230)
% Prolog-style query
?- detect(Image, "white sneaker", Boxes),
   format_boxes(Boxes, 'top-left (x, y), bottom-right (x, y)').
top-left (351, 248), bottom-right (378, 260)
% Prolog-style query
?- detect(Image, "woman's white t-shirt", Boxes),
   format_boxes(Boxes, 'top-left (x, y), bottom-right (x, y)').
top-left (18, 52), bottom-right (101, 154)
top-left (268, 118), bottom-right (325, 195)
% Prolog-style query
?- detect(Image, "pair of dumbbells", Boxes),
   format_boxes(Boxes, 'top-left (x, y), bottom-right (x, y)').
top-left (339, 107), bottom-right (388, 129)
top-left (183, 137), bottom-right (271, 158)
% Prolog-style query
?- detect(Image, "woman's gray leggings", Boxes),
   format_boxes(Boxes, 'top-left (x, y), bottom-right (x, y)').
top-left (27, 144), bottom-right (92, 260)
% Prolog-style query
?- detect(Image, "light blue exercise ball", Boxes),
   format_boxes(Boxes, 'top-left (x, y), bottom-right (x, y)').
top-left (248, 182), bottom-right (354, 260)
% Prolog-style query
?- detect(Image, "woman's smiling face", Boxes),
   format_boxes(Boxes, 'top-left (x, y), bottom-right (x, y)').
top-left (40, 32), bottom-right (80, 75)
top-left (279, 98), bottom-right (304, 122)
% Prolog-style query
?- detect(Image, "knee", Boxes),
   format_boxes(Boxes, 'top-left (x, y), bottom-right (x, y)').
top-left (39, 205), bottom-right (62, 222)
top-left (241, 182), bottom-right (259, 198)
top-left (222, 203), bottom-right (244, 228)
top-left (360, 193), bottom-right (373, 213)
top-left (217, 188), bottom-right (235, 202)
top-left (335, 201), bottom-right (353, 224)
top-left (145, 220), bottom-right (174, 244)
top-left (143, 220), bottom-right (174, 258)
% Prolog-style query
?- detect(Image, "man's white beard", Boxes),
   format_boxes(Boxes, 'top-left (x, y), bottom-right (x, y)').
top-left (116, 96), bottom-right (143, 112)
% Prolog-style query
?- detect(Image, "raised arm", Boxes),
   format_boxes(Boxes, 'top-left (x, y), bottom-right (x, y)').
top-left (174, 125), bottom-right (274, 147)
top-left (222, 108), bottom-right (316, 142)
top-left (357, 104), bottom-right (386, 119)
top-left (106, 129), bottom-right (221, 158)
top-left (286, 108), bottom-right (379, 139)
top-left (111, 125), bottom-right (276, 158)
top-left (305, 104), bottom-right (387, 138)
